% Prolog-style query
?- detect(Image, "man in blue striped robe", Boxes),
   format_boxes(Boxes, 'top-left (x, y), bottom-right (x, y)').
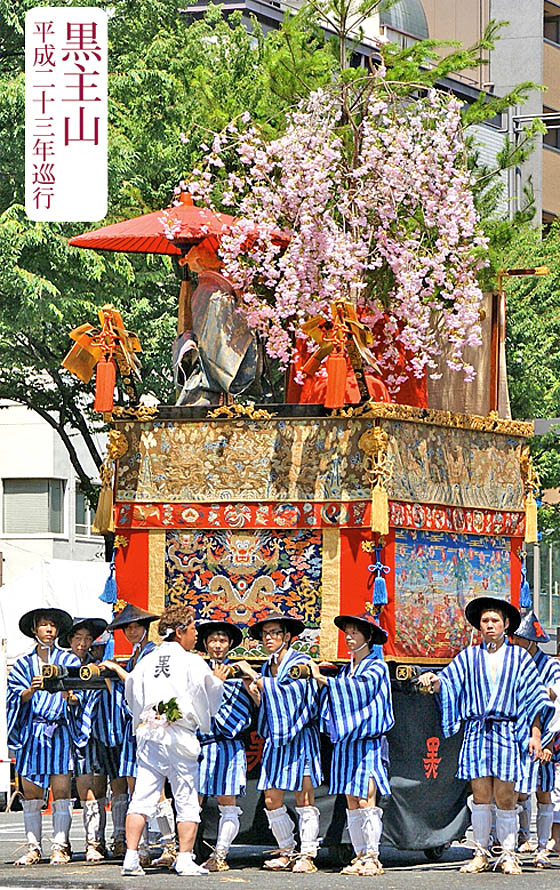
top-left (7, 608), bottom-right (81, 866)
top-left (195, 619), bottom-right (253, 872)
top-left (243, 611), bottom-right (322, 873)
top-left (311, 612), bottom-right (393, 877)
top-left (509, 610), bottom-right (560, 867)
top-left (59, 617), bottom-right (109, 863)
top-left (100, 603), bottom-right (160, 866)
top-left (419, 595), bottom-right (553, 875)
top-left (87, 631), bottom-right (128, 858)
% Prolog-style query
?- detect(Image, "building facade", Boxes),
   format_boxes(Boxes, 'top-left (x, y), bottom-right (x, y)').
top-left (0, 402), bottom-right (104, 584)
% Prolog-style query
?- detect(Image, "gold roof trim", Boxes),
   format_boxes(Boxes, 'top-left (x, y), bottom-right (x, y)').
top-left (336, 403), bottom-right (533, 437)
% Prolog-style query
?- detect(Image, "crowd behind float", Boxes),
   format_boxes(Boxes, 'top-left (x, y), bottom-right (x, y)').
top-left (6, 595), bottom-right (560, 877)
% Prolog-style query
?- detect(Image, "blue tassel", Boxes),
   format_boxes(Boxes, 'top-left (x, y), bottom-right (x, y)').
top-left (100, 554), bottom-right (117, 604)
top-left (368, 544), bottom-right (390, 607)
top-left (103, 633), bottom-right (114, 660)
top-left (520, 555), bottom-right (532, 610)
top-left (373, 574), bottom-right (388, 605)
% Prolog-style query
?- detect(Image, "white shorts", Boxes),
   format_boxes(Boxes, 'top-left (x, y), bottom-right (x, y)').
top-left (128, 735), bottom-right (200, 823)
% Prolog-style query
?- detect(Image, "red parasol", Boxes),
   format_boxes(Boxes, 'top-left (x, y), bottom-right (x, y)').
top-left (67, 192), bottom-right (237, 256)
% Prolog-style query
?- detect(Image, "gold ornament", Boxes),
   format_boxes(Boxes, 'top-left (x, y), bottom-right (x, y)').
top-left (358, 427), bottom-right (393, 535)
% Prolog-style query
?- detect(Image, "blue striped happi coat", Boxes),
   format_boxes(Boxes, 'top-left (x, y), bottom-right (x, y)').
top-left (257, 647), bottom-right (322, 791)
top-left (119, 641), bottom-right (156, 778)
top-left (321, 652), bottom-right (394, 798)
top-left (7, 646), bottom-right (83, 787)
top-left (198, 676), bottom-right (253, 797)
top-left (516, 647), bottom-right (560, 794)
top-left (438, 640), bottom-right (553, 784)
top-left (89, 682), bottom-right (126, 780)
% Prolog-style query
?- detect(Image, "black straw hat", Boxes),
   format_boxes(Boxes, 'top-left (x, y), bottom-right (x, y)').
top-left (334, 612), bottom-right (388, 646)
top-left (465, 596), bottom-right (521, 634)
top-left (59, 617), bottom-right (109, 650)
top-left (106, 603), bottom-right (159, 631)
top-left (19, 607), bottom-right (73, 641)
top-left (509, 609), bottom-right (549, 644)
top-left (195, 619), bottom-right (243, 652)
top-left (248, 611), bottom-right (305, 641)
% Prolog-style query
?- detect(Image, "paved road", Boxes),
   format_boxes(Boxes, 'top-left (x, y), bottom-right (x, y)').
top-left (0, 812), bottom-right (557, 889)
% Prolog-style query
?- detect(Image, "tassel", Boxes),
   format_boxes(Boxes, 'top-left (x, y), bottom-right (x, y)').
top-left (100, 557), bottom-right (117, 604)
top-left (520, 577), bottom-right (531, 610)
top-left (94, 357), bottom-right (116, 413)
top-left (524, 493), bottom-right (538, 544)
top-left (520, 553), bottom-right (532, 610)
top-left (92, 483), bottom-right (114, 535)
top-left (373, 574), bottom-right (388, 605)
top-left (368, 545), bottom-right (390, 606)
top-left (371, 484), bottom-right (389, 536)
top-left (324, 352), bottom-right (347, 409)
top-left (103, 633), bottom-right (114, 660)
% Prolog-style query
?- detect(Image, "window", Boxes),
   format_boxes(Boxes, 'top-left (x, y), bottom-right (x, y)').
top-left (75, 486), bottom-right (92, 536)
top-left (544, 13), bottom-right (560, 45)
top-left (543, 106), bottom-right (560, 150)
top-left (3, 479), bottom-right (65, 534)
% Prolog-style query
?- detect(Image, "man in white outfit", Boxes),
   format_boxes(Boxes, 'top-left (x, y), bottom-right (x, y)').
top-left (121, 605), bottom-right (226, 876)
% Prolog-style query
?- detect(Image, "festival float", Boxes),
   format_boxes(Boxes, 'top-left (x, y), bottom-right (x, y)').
top-left (64, 80), bottom-right (540, 858)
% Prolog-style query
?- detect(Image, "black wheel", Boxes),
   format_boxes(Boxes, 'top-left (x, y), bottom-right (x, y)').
top-left (424, 845), bottom-right (445, 861)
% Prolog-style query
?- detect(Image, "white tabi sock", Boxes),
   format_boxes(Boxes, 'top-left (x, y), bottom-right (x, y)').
top-left (22, 799), bottom-right (42, 851)
top-left (111, 793), bottom-right (128, 841)
top-left (295, 805), bottom-right (320, 857)
top-left (122, 848), bottom-right (140, 870)
top-left (495, 807), bottom-right (517, 854)
top-left (156, 797), bottom-right (176, 845)
top-left (216, 805), bottom-right (242, 856)
top-left (471, 802), bottom-right (493, 852)
top-left (360, 806), bottom-right (383, 856)
top-left (98, 797), bottom-right (107, 846)
top-left (51, 798), bottom-right (72, 849)
top-left (82, 799), bottom-right (101, 846)
top-left (536, 802), bottom-right (554, 851)
top-left (265, 806), bottom-right (296, 853)
top-left (346, 809), bottom-right (365, 857)
top-left (517, 798), bottom-right (531, 841)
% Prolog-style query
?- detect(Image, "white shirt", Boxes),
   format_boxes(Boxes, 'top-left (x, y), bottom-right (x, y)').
top-left (125, 641), bottom-right (224, 758)
top-left (485, 643), bottom-right (507, 687)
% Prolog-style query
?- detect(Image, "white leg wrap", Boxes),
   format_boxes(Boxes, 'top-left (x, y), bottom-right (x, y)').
top-left (517, 798), bottom-right (531, 840)
top-left (156, 798), bottom-right (176, 844)
top-left (496, 807), bottom-right (517, 854)
top-left (122, 849), bottom-right (139, 870)
top-left (537, 802), bottom-right (554, 850)
top-left (111, 793), bottom-right (128, 841)
top-left (295, 805), bottom-right (320, 857)
top-left (51, 798), bottom-right (72, 849)
top-left (82, 800), bottom-right (101, 845)
top-left (98, 797), bottom-right (107, 845)
top-left (22, 799), bottom-right (43, 851)
top-left (346, 809), bottom-right (365, 857)
top-left (361, 806), bottom-right (383, 856)
top-left (471, 802), bottom-right (493, 852)
top-left (265, 806), bottom-right (295, 853)
top-left (216, 805), bottom-right (242, 856)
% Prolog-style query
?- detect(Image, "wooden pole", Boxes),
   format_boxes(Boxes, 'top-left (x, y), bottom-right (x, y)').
top-left (489, 273), bottom-right (503, 414)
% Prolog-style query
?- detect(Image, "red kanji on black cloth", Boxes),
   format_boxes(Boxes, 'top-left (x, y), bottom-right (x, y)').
top-left (423, 736), bottom-right (442, 779)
